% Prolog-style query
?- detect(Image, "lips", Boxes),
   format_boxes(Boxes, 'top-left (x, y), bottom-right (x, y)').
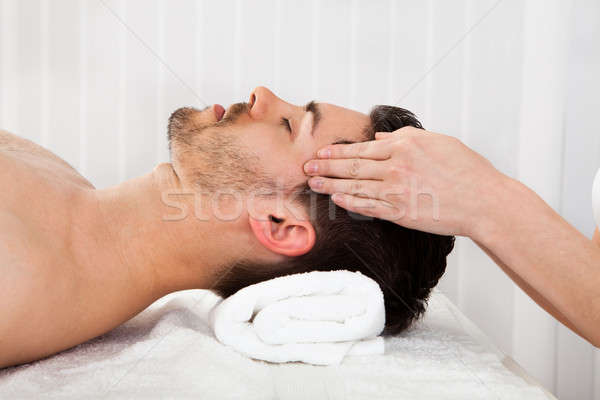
top-left (213, 104), bottom-right (225, 121)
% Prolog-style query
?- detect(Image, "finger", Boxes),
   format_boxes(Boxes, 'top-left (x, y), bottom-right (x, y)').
top-left (331, 193), bottom-right (404, 222)
top-left (304, 158), bottom-right (387, 179)
top-left (375, 131), bottom-right (393, 140)
top-left (316, 139), bottom-right (391, 160)
top-left (375, 126), bottom-right (425, 140)
top-left (308, 177), bottom-right (383, 198)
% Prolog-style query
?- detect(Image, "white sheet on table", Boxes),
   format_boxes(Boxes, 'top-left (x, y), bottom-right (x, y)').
top-left (0, 289), bottom-right (554, 400)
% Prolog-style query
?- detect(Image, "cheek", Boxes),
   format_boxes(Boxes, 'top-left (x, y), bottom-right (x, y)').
top-left (247, 144), bottom-right (307, 188)
top-left (258, 152), bottom-right (307, 187)
top-left (233, 123), bottom-right (312, 186)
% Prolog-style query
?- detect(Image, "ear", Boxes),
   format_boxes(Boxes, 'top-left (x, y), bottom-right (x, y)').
top-left (248, 211), bottom-right (316, 257)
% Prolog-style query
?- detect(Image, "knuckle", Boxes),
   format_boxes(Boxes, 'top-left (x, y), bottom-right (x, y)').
top-left (403, 136), bottom-right (417, 146)
top-left (387, 165), bottom-right (405, 179)
top-left (389, 140), bottom-right (404, 154)
top-left (347, 158), bottom-right (361, 177)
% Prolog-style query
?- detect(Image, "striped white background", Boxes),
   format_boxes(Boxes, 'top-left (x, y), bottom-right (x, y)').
top-left (1, 0), bottom-right (599, 398)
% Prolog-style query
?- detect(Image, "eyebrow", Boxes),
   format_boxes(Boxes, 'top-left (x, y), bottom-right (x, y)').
top-left (302, 101), bottom-right (370, 145)
top-left (333, 139), bottom-right (355, 145)
top-left (331, 124), bottom-right (372, 145)
top-left (304, 100), bottom-right (322, 137)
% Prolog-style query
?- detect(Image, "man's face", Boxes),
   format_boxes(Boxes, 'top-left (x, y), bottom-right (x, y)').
top-left (167, 86), bottom-right (371, 194)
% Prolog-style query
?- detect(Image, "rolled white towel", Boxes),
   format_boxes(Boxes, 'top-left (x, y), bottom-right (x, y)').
top-left (209, 270), bottom-right (385, 365)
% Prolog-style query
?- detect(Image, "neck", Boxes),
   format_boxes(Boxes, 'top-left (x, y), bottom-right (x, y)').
top-left (89, 163), bottom-right (252, 299)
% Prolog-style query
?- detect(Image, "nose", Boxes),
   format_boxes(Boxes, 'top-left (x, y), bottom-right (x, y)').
top-left (248, 86), bottom-right (281, 118)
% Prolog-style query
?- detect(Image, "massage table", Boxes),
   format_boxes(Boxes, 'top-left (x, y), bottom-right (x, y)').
top-left (0, 289), bottom-right (556, 399)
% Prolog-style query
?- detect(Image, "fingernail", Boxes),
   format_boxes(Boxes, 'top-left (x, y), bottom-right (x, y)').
top-left (304, 161), bottom-right (318, 174)
top-left (317, 148), bottom-right (331, 158)
top-left (332, 193), bottom-right (341, 202)
top-left (309, 178), bottom-right (323, 189)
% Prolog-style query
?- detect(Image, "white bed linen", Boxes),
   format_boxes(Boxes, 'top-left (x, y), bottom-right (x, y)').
top-left (0, 289), bottom-right (555, 399)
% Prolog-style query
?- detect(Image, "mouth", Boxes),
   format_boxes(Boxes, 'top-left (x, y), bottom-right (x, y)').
top-left (213, 104), bottom-right (226, 122)
top-left (210, 102), bottom-right (250, 125)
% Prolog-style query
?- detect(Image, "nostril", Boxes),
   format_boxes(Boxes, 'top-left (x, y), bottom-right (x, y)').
top-left (249, 93), bottom-right (256, 108)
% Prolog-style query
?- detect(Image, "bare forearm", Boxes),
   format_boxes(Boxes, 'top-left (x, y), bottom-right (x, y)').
top-left (474, 240), bottom-right (587, 340)
top-left (472, 176), bottom-right (600, 347)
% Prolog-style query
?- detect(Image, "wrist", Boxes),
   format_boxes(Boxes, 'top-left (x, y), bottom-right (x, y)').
top-left (466, 173), bottom-right (529, 243)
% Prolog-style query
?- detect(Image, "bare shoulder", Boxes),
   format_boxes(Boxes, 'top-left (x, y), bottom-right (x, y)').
top-left (0, 129), bottom-right (94, 189)
top-left (0, 129), bottom-right (76, 171)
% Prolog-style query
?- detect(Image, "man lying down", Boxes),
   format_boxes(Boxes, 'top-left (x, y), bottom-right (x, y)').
top-left (0, 86), bottom-right (454, 369)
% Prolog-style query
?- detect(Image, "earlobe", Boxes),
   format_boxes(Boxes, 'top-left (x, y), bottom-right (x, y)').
top-left (249, 215), bottom-right (316, 257)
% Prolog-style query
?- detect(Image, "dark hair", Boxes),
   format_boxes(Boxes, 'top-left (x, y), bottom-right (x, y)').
top-left (212, 105), bottom-right (455, 335)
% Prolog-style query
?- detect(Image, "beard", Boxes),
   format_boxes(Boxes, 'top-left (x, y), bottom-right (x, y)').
top-left (167, 103), bottom-right (274, 193)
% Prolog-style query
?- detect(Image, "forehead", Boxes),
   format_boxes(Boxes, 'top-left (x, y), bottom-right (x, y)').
top-left (315, 103), bottom-right (371, 144)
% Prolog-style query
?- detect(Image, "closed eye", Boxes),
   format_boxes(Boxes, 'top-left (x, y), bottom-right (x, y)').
top-left (280, 117), bottom-right (292, 133)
